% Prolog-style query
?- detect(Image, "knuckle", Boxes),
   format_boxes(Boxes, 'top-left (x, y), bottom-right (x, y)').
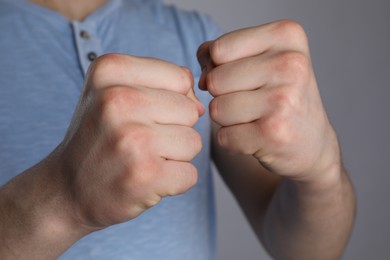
top-left (186, 164), bottom-right (199, 188)
top-left (187, 101), bottom-right (200, 126)
top-left (99, 87), bottom-right (143, 122)
top-left (180, 67), bottom-right (194, 94)
top-left (177, 163), bottom-right (198, 194)
top-left (189, 129), bottom-right (203, 156)
top-left (209, 98), bottom-right (219, 123)
top-left (113, 124), bottom-right (153, 156)
top-left (209, 39), bottom-right (224, 65)
top-left (125, 157), bottom-right (159, 190)
top-left (274, 51), bottom-right (310, 85)
top-left (217, 126), bottom-right (256, 155)
top-left (88, 54), bottom-right (138, 88)
top-left (177, 96), bottom-right (199, 126)
top-left (197, 41), bottom-right (212, 64)
top-left (275, 19), bottom-right (307, 43)
top-left (90, 54), bottom-right (125, 77)
top-left (268, 86), bottom-right (300, 114)
top-left (126, 125), bottom-right (153, 152)
top-left (205, 70), bottom-right (218, 96)
top-left (260, 115), bottom-right (293, 146)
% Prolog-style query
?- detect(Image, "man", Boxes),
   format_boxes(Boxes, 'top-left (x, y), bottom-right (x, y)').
top-left (0, 0), bottom-right (355, 259)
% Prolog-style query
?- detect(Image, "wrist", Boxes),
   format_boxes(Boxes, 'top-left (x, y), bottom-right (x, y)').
top-left (292, 162), bottom-right (344, 195)
top-left (294, 126), bottom-right (343, 190)
top-left (0, 153), bottom-right (92, 258)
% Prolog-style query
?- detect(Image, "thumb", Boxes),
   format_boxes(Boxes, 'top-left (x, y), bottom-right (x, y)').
top-left (196, 41), bottom-right (216, 91)
top-left (187, 86), bottom-right (206, 116)
top-left (181, 66), bottom-right (206, 116)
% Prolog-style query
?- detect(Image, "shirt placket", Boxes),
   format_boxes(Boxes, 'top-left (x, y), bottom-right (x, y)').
top-left (71, 21), bottom-right (102, 75)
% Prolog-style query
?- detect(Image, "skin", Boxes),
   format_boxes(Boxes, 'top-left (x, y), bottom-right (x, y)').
top-left (0, 1), bottom-right (356, 259)
top-left (197, 21), bottom-right (356, 259)
top-left (29, 0), bottom-right (107, 20)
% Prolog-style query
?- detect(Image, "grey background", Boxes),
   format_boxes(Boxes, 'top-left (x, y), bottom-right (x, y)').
top-left (164, 0), bottom-right (390, 259)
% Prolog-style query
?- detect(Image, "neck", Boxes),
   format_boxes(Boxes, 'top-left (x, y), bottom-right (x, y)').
top-left (29, 0), bottom-right (107, 21)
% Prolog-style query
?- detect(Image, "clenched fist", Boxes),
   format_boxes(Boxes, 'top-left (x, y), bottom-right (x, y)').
top-left (198, 20), bottom-right (340, 183)
top-left (54, 54), bottom-right (204, 229)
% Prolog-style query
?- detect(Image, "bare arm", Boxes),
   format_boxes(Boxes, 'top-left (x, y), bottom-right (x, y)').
top-left (212, 123), bottom-right (356, 259)
top-left (199, 20), bottom-right (356, 259)
top-left (0, 54), bottom-right (203, 259)
top-left (0, 157), bottom-right (89, 259)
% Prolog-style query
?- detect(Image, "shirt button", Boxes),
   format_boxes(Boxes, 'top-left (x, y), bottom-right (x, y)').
top-left (80, 30), bottom-right (90, 40)
top-left (87, 52), bottom-right (97, 61)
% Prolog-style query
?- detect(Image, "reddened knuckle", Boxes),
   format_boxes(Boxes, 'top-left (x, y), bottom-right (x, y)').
top-left (127, 125), bottom-right (152, 151)
top-left (114, 124), bottom-right (152, 156)
top-left (100, 87), bottom-right (141, 121)
top-left (99, 87), bottom-right (124, 122)
top-left (275, 52), bottom-right (310, 84)
top-left (261, 116), bottom-right (292, 146)
top-left (269, 87), bottom-right (299, 113)
top-left (101, 87), bottom-right (126, 106)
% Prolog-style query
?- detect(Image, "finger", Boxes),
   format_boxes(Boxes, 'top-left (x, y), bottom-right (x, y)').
top-left (206, 50), bottom-right (309, 96)
top-left (99, 86), bottom-right (200, 127)
top-left (146, 87), bottom-right (201, 126)
top-left (155, 125), bottom-right (202, 161)
top-left (184, 79), bottom-right (206, 116)
top-left (197, 41), bottom-right (213, 69)
top-left (209, 89), bottom-right (270, 127)
top-left (216, 121), bottom-right (264, 155)
top-left (209, 20), bottom-right (308, 65)
top-left (156, 160), bottom-right (198, 197)
top-left (205, 54), bottom-right (270, 96)
top-left (196, 41), bottom-right (216, 90)
top-left (87, 54), bottom-right (193, 95)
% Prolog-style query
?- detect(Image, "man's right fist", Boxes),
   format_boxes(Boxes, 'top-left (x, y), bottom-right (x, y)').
top-left (54, 54), bottom-right (204, 230)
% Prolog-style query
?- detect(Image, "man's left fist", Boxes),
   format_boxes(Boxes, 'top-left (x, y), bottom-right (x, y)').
top-left (197, 20), bottom-right (341, 182)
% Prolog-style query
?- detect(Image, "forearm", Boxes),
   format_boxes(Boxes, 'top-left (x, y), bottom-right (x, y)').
top-left (0, 156), bottom-right (90, 259)
top-left (261, 165), bottom-right (356, 259)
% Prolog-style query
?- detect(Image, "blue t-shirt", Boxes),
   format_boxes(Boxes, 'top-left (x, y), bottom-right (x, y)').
top-left (0, 0), bottom-right (221, 259)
